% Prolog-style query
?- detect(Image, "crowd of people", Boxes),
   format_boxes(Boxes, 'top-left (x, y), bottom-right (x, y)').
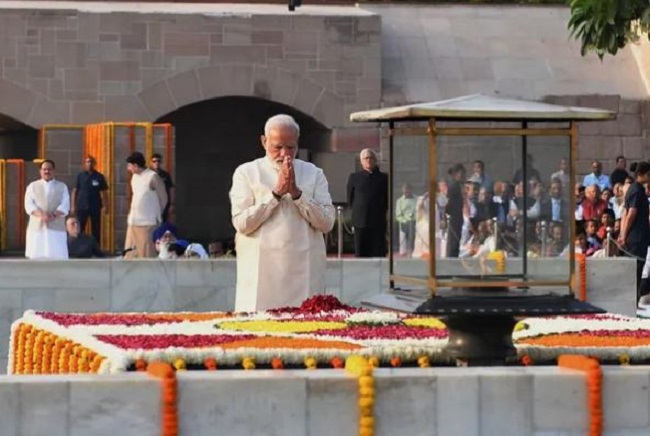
top-left (20, 113), bottom-right (650, 311)
top-left (23, 152), bottom-right (212, 261)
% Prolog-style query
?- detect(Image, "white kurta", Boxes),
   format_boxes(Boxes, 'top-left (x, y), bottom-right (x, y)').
top-left (24, 179), bottom-right (70, 259)
top-left (230, 157), bottom-right (335, 312)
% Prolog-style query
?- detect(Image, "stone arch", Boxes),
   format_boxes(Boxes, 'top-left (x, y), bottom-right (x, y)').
top-left (0, 79), bottom-right (41, 128)
top-left (136, 65), bottom-right (346, 129)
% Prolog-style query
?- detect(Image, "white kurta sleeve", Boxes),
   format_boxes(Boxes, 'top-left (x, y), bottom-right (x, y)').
top-left (292, 169), bottom-right (335, 233)
top-left (24, 183), bottom-right (39, 216)
top-left (57, 185), bottom-right (70, 215)
top-left (230, 166), bottom-right (280, 235)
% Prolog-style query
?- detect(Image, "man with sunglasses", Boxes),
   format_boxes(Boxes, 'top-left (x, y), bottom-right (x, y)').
top-left (70, 156), bottom-right (108, 245)
top-left (151, 153), bottom-right (175, 222)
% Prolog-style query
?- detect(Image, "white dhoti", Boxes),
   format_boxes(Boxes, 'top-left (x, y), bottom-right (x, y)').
top-left (25, 228), bottom-right (68, 259)
top-left (24, 178), bottom-right (70, 260)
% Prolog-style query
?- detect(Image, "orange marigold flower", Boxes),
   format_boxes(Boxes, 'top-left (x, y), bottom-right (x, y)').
top-left (521, 355), bottom-right (534, 366)
top-left (242, 357), bottom-right (255, 370)
top-left (204, 358), bottom-right (217, 370)
top-left (330, 357), bottom-right (344, 369)
top-left (135, 359), bottom-right (147, 371)
top-left (417, 356), bottom-right (430, 368)
top-left (271, 357), bottom-right (284, 369)
top-left (390, 357), bottom-right (402, 367)
top-left (368, 356), bottom-right (380, 368)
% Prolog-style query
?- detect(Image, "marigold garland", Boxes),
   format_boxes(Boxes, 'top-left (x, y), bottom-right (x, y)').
top-left (558, 355), bottom-right (603, 436)
top-left (345, 355), bottom-right (375, 436)
top-left (147, 361), bottom-right (178, 436)
top-left (271, 357), bottom-right (284, 369)
top-left (204, 358), bottom-right (217, 370)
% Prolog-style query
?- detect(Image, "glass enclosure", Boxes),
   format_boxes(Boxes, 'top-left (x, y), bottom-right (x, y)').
top-left (389, 121), bottom-right (575, 296)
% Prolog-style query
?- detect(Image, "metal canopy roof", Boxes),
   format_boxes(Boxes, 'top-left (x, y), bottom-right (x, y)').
top-left (350, 94), bottom-right (616, 122)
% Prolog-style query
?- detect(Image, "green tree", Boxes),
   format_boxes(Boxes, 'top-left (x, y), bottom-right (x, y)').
top-left (568, 0), bottom-right (650, 58)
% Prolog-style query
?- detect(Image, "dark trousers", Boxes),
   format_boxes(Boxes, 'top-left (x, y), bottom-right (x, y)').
top-left (447, 223), bottom-right (463, 258)
top-left (77, 208), bottom-right (101, 245)
top-left (162, 203), bottom-right (170, 223)
top-left (626, 241), bottom-right (649, 303)
top-left (354, 226), bottom-right (387, 257)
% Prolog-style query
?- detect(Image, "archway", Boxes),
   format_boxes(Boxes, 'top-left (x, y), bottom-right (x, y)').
top-left (0, 113), bottom-right (38, 160)
top-left (157, 96), bottom-right (330, 246)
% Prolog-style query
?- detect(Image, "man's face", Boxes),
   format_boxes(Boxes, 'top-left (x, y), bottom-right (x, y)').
top-left (262, 126), bottom-right (298, 168)
top-left (585, 221), bottom-right (597, 235)
top-left (560, 159), bottom-right (567, 172)
top-left (151, 157), bottom-right (162, 171)
top-left (552, 226), bottom-right (562, 242)
top-left (585, 185), bottom-right (597, 200)
top-left (126, 162), bottom-right (139, 175)
top-left (550, 182), bottom-right (562, 199)
top-left (66, 219), bottom-right (80, 237)
top-left (40, 162), bottom-right (54, 181)
top-left (472, 162), bottom-right (483, 175)
top-left (360, 151), bottom-right (377, 172)
top-left (402, 185), bottom-right (412, 197)
top-left (601, 190), bottom-right (612, 202)
top-left (617, 157), bottom-right (626, 169)
top-left (592, 162), bottom-right (602, 176)
top-left (84, 158), bottom-right (95, 172)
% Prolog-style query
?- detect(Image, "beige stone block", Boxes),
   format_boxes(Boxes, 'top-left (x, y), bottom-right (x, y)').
top-left (137, 80), bottom-right (176, 119)
top-left (623, 137), bottom-right (647, 160)
top-left (147, 22), bottom-right (162, 50)
top-left (27, 99), bottom-right (71, 126)
top-left (220, 64), bottom-right (253, 95)
top-left (167, 70), bottom-right (202, 106)
top-left (55, 41), bottom-right (86, 68)
top-left (0, 77), bottom-right (39, 121)
top-left (163, 32), bottom-right (209, 56)
top-left (293, 79), bottom-right (325, 115)
top-left (251, 30), bottom-right (283, 45)
top-left (313, 91), bottom-right (346, 128)
top-left (209, 45), bottom-right (266, 64)
top-left (120, 23), bottom-right (147, 50)
top-left (307, 373), bottom-right (357, 436)
top-left (20, 378), bottom-right (69, 435)
top-left (28, 55), bottom-right (55, 79)
top-left (71, 102), bottom-right (104, 125)
top-left (196, 64), bottom-right (224, 98)
top-left (65, 68), bottom-right (99, 91)
top-left (223, 23), bottom-right (251, 45)
top-left (104, 95), bottom-right (150, 121)
top-left (0, 380), bottom-right (19, 433)
top-left (99, 60), bottom-right (141, 81)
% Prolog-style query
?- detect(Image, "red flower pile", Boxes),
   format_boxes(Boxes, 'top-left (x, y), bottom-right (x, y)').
top-left (268, 295), bottom-right (361, 315)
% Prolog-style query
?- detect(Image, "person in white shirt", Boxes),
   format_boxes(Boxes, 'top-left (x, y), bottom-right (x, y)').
top-left (583, 160), bottom-right (611, 191)
top-left (124, 152), bottom-right (167, 259)
top-left (395, 183), bottom-right (417, 256)
top-left (229, 114), bottom-right (335, 312)
top-left (24, 160), bottom-right (70, 259)
top-left (550, 158), bottom-right (570, 188)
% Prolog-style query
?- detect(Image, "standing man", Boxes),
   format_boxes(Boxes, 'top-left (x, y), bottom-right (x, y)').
top-left (618, 162), bottom-right (650, 306)
top-left (70, 156), bottom-right (108, 245)
top-left (347, 149), bottom-right (389, 257)
top-left (150, 153), bottom-right (175, 222)
top-left (446, 164), bottom-right (466, 258)
top-left (583, 160), bottom-right (611, 191)
top-left (395, 183), bottom-right (417, 256)
top-left (124, 152), bottom-right (167, 259)
top-left (24, 160), bottom-right (70, 259)
top-left (230, 114), bottom-right (335, 311)
top-left (610, 155), bottom-right (629, 187)
top-left (468, 160), bottom-right (493, 190)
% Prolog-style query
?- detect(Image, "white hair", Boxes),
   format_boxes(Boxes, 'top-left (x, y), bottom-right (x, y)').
top-left (264, 114), bottom-right (300, 137)
top-left (359, 148), bottom-right (377, 160)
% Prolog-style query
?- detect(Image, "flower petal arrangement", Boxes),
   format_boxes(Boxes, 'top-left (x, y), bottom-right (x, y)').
top-left (9, 296), bottom-right (650, 374)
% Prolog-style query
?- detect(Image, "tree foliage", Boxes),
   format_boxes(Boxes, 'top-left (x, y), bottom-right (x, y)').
top-left (568, 0), bottom-right (650, 58)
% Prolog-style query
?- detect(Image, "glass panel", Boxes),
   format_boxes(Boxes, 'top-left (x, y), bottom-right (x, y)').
top-left (391, 131), bottom-right (429, 292)
top-left (436, 135), bottom-right (523, 281)
top-left (526, 136), bottom-right (572, 286)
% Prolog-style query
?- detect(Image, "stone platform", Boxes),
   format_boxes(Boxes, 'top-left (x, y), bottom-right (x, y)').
top-left (1, 367), bottom-right (649, 435)
top-left (0, 258), bottom-right (637, 373)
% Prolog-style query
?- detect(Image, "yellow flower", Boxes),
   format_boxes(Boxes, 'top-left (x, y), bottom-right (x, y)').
top-left (218, 320), bottom-right (347, 333)
top-left (242, 357), bottom-right (256, 370)
top-left (173, 359), bottom-right (186, 371)
top-left (417, 356), bottom-right (430, 368)
top-left (346, 355), bottom-right (372, 377)
top-left (368, 356), bottom-right (380, 368)
top-left (358, 376), bottom-right (374, 389)
top-left (403, 318), bottom-right (446, 329)
top-left (304, 356), bottom-right (317, 370)
top-left (619, 354), bottom-right (630, 365)
top-left (359, 397), bottom-right (374, 408)
top-left (360, 417), bottom-right (374, 428)
top-left (360, 387), bottom-right (375, 397)
top-left (514, 322), bottom-right (529, 332)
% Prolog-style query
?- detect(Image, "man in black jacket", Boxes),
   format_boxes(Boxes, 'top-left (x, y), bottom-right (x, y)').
top-left (347, 149), bottom-right (389, 257)
top-left (66, 216), bottom-right (105, 259)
